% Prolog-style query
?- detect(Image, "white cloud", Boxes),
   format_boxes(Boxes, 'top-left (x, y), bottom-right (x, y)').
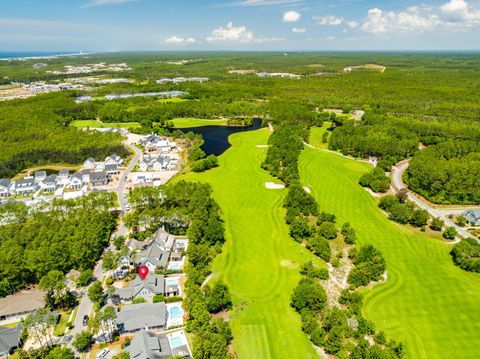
top-left (163, 36), bottom-right (196, 45)
top-left (347, 20), bottom-right (359, 29)
top-left (314, 15), bottom-right (343, 26)
top-left (206, 22), bottom-right (281, 43)
top-left (441, 0), bottom-right (480, 24)
top-left (283, 10), bottom-right (301, 22)
top-left (80, 0), bottom-right (138, 9)
top-left (361, 6), bottom-right (441, 33)
top-left (361, 1), bottom-right (480, 34)
top-left (292, 27), bottom-right (306, 33)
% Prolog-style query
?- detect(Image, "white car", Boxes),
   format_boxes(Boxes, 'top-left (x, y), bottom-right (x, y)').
top-left (96, 348), bottom-right (110, 358)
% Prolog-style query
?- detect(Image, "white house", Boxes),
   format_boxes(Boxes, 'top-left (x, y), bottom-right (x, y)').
top-left (0, 179), bottom-right (11, 198)
top-left (15, 177), bottom-right (37, 195)
top-left (68, 173), bottom-right (83, 190)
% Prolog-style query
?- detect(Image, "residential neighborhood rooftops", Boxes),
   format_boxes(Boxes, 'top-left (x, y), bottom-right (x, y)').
top-left (0, 325), bottom-right (22, 356)
top-left (116, 273), bottom-right (165, 300)
top-left (116, 302), bottom-right (167, 332)
top-left (0, 289), bottom-right (45, 319)
top-left (128, 329), bottom-right (172, 359)
top-left (464, 209), bottom-right (480, 225)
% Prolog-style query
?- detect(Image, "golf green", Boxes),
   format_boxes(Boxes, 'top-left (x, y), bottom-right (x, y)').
top-left (299, 146), bottom-right (480, 359)
top-left (179, 128), bottom-right (321, 359)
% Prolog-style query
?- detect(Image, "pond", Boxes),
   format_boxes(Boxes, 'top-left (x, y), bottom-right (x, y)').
top-left (179, 118), bottom-right (263, 156)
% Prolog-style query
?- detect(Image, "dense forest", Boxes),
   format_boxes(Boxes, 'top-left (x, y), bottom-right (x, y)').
top-left (0, 93), bottom-right (126, 178)
top-left (0, 193), bottom-right (117, 297)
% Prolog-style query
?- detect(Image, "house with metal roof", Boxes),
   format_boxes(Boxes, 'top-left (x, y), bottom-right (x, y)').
top-left (116, 302), bottom-right (167, 333)
top-left (464, 209), bottom-right (480, 226)
top-left (0, 179), bottom-right (11, 198)
top-left (0, 325), bottom-right (23, 357)
top-left (115, 273), bottom-right (165, 302)
top-left (14, 177), bottom-right (38, 196)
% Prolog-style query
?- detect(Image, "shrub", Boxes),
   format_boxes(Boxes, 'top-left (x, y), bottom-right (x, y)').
top-left (105, 277), bottom-right (114, 286)
top-left (153, 294), bottom-right (165, 303)
top-left (291, 278), bottom-right (327, 312)
top-left (289, 218), bottom-right (314, 242)
top-left (76, 269), bottom-right (93, 287)
top-left (132, 297), bottom-right (146, 304)
top-left (307, 236), bottom-right (331, 262)
top-left (443, 226), bottom-right (457, 240)
top-left (319, 222), bottom-right (338, 240)
top-left (205, 281), bottom-right (232, 313)
top-left (347, 245), bottom-right (386, 289)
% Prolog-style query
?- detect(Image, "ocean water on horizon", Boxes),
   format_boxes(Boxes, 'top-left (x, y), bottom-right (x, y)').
top-left (0, 51), bottom-right (80, 59)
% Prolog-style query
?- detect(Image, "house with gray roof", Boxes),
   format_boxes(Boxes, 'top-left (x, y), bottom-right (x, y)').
top-left (89, 171), bottom-right (108, 187)
top-left (116, 302), bottom-right (166, 333)
top-left (67, 173), bottom-right (83, 190)
top-left (0, 325), bottom-right (22, 357)
top-left (41, 174), bottom-right (58, 193)
top-left (128, 329), bottom-right (173, 359)
top-left (105, 153), bottom-right (124, 167)
top-left (14, 177), bottom-right (37, 196)
top-left (136, 241), bottom-right (171, 271)
top-left (34, 171), bottom-right (47, 184)
top-left (464, 209), bottom-right (480, 226)
top-left (104, 163), bottom-right (119, 176)
top-left (116, 273), bottom-right (165, 302)
top-left (0, 179), bottom-right (11, 198)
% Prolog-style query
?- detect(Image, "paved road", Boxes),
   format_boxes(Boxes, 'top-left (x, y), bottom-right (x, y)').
top-left (70, 142), bottom-right (141, 356)
top-left (391, 160), bottom-right (475, 240)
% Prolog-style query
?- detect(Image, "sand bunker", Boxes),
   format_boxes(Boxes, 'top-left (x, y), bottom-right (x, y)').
top-left (265, 182), bottom-right (285, 189)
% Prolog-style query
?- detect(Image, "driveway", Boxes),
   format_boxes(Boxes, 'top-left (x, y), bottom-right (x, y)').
top-left (391, 160), bottom-right (476, 240)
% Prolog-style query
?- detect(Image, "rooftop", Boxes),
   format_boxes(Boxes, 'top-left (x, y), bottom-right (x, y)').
top-left (117, 302), bottom-right (166, 332)
top-left (0, 289), bottom-right (45, 318)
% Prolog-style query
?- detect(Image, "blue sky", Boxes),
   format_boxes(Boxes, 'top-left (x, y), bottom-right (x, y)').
top-left (0, 0), bottom-right (479, 51)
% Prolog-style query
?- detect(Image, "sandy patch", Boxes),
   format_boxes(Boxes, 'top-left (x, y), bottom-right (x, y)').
top-left (280, 259), bottom-right (299, 269)
top-left (256, 145), bottom-right (269, 148)
top-left (364, 187), bottom-right (382, 198)
top-left (303, 186), bottom-right (311, 193)
top-left (265, 182), bottom-right (285, 189)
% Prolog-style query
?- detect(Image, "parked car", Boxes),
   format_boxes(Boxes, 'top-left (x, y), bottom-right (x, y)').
top-left (83, 315), bottom-right (89, 326)
top-left (96, 348), bottom-right (110, 358)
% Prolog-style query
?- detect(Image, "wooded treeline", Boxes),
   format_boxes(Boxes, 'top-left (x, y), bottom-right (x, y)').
top-left (0, 193), bottom-right (117, 297)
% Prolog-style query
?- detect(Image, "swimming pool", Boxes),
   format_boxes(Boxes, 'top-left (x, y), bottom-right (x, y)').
top-left (168, 305), bottom-right (183, 319)
top-left (165, 278), bottom-right (178, 286)
top-left (169, 335), bottom-right (183, 349)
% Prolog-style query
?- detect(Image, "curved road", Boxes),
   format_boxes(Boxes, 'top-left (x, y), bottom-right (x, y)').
top-left (391, 160), bottom-right (475, 240)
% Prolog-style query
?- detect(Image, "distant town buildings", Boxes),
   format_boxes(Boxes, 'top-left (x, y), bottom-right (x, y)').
top-left (47, 62), bottom-right (131, 75)
top-left (156, 77), bottom-right (209, 84)
top-left (256, 72), bottom-right (301, 79)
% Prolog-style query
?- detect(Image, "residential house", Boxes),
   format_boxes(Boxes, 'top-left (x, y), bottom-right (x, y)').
top-left (115, 273), bottom-right (165, 302)
top-left (0, 290), bottom-right (45, 321)
top-left (89, 171), bottom-right (108, 187)
top-left (67, 173), bottom-right (83, 190)
top-left (116, 302), bottom-right (167, 333)
top-left (57, 169), bottom-right (70, 185)
top-left (105, 163), bottom-right (119, 177)
top-left (136, 229), bottom-right (175, 271)
top-left (34, 171), bottom-right (47, 184)
top-left (83, 158), bottom-right (97, 170)
top-left (41, 174), bottom-right (58, 193)
top-left (14, 177), bottom-right (37, 196)
top-left (105, 153), bottom-right (124, 167)
top-left (464, 209), bottom-right (480, 226)
top-left (127, 329), bottom-right (173, 359)
top-left (0, 325), bottom-right (23, 357)
top-left (164, 277), bottom-right (180, 297)
top-left (80, 170), bottom-right (91, 186)
top-left (0, 179), bottom-right (11, 198)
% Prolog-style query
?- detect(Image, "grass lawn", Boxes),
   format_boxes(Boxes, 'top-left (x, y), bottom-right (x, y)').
top-left (72, 119), bottom-right (141, 129)
top-left (178, 128), bottom-right (322, 359)
top-left (308, 122), bottom-right (334, 149)
top-left (172, 117), bottom-right (229, 128)
top-left (158, 97), bottom-right (188, 103)
top-left (53, 311), bottom-right (70, 336)
top-left (299, 146), bottom-right (480, 359)
top-left (1, 321), bottom-right (20, 328)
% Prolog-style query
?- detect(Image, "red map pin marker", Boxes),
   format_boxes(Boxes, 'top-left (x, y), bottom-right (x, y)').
top-left (138, 265), bottom-right (149, 280)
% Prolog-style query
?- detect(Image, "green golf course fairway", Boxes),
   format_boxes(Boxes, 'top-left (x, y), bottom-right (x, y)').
top-left (300, 146), bottom-right (480, 359)
top-left (179, 128), bottom-right (321, 359)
